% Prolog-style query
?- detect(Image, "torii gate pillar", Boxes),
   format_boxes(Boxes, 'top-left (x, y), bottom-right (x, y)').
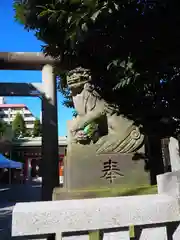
top-left (42, 65), bottom-right (59, 200)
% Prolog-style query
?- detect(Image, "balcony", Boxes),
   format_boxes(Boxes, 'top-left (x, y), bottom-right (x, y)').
top-left (2, 118), bottom-right (11, 122)
top-left (24, 117), bottom-right (36, 121)
top-left (26, 124), bottom-right (34, 129)
top-left (0, 110), bottom-right (9, 115)
top-left (23, 109), bottom-right (31, 114)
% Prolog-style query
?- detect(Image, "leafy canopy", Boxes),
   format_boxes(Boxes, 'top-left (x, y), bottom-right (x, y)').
top-left (0, 121), bottom-right (8, 135)
top-left (32, 118), bottom-right (42, 137)
top-left (13, 0), bottom-right (180, 135)
top-left (12, 112), bottom-right (27, 138)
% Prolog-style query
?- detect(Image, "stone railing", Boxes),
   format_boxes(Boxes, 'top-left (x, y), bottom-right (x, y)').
top-left (12, 171), bottom-right (180, 240)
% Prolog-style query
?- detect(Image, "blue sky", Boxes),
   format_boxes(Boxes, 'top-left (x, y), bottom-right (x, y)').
top-left (0, 0), bottom-right (73, 136)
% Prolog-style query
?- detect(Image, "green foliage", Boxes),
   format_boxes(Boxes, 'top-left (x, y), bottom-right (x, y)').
top-left (0, 121), bottom-right (8, 136)
top-left (56, 70), bottom-right (74, 108)
top-left (12, 113), bottom-right (26, 138)
top-left (32, 118), bottom-right (41, 137)
top-left (25, 129), bottom-right (32, 137)
top-left (13, 0), bottom-right (180, 136)
top-left (14, 1), bottom-right (26, 25)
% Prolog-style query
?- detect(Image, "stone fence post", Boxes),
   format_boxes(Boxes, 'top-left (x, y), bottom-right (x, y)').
top-left (157, 170), bottom-right (180, 197)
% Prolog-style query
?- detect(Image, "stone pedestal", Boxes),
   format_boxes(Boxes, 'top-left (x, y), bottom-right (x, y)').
top-left (65, 144), bottom-right (148, 189)
top-left (53, 120), bottom-right (150, 200)
top-left (53, 145), bottom-right (149, 200)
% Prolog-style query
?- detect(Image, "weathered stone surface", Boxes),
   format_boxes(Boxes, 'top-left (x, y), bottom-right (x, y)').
top-left (173, 223), bottom-right (180, 240)
top-left (0, 52), bottom-right (59, 70)
top-left (12, 194), bottom-right (180, 237)
top-left (54, 121), bottom-right (148, 201)
top-left (157, 170), bottom-right (180, 197)
top-left (67, 67), bottom-right (144, 154)
top-left (139, 227), bottom-right (167, 240)
top-left (59, 234), bottom-right (89, 240)
top-left (11, 172), bottom-right (180, 239)
top-left (53, 188), bottom-right (103, 201)
top-left (103, 230), bottom-right (129, 240)
top-left (63, 143), bottom-right (148, 191)
top-left (168, 137), bottom-right (180, 171)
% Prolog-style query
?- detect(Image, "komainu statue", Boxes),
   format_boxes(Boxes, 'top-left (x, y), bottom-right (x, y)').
top-left (67, 67), bottom-right (144, 154)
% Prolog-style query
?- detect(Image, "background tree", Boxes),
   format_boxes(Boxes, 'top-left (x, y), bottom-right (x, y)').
top-left (13, 0), bottom-right (180, 137)
top-left (25, 129), bottom-right (32, 137)
top-left (12, 113), bottom-right (26, 138)
top-left (32, 118), bottom-right (41, 137)
top-left (0, 121), bottom-right (8, 137)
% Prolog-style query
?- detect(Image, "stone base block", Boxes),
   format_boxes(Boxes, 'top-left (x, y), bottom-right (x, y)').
top-left (53, 187), bottom-right (107, 200)
top-left (64, 144), bottom-right (149, 190)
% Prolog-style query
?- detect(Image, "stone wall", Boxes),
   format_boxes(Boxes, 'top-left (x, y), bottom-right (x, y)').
top-left (12, 171), bottom-right (180, 239)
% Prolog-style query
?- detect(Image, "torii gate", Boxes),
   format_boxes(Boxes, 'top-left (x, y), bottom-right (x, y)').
top-left (0, 52), bottom-right (60, 201)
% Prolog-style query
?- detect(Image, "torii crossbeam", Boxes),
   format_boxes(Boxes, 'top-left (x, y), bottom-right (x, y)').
top-left (0, 83), bottom-right (44, 96)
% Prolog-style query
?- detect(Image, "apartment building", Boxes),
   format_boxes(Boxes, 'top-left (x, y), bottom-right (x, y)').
top-left (0, 97), bottom-right (36, 130)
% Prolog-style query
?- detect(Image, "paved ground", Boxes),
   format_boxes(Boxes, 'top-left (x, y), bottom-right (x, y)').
top-left (0, 184), bottom-right (41, 239)
top-left (0, 202), bottom-right (15, 239)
